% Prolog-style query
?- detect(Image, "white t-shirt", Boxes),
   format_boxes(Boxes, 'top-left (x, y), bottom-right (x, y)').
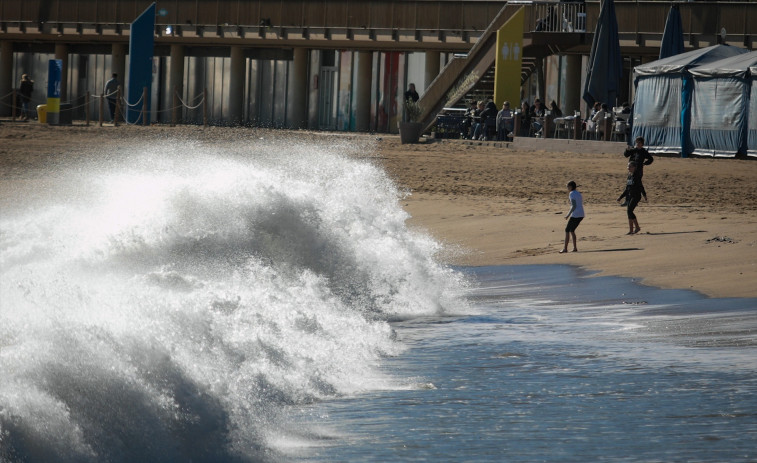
top-left (569, 190), bottom-right (584, 218)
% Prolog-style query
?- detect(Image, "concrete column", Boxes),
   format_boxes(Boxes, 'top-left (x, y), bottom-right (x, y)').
top-left (169, 45), bottom-right (185, 102)
top-left (55, 43), bottom-right (69, 102)
top-left (290, 47), bottom-right (308, 129)
top-left (355, 51), bottom-right (372, 132)
top-left (536, 56), bottom-right (546, 102)
top-left (564, 54), bottom-right (582, 116)
top-left (0, 41), bottom-right (13, 117)
top-left (229, 45), bottom-right (245, 124)
top-left (424, 50), bottom-right (441, 90)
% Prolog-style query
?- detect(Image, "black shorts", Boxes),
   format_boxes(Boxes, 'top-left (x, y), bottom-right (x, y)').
top-left (565, 216), bottom-right (583, 233)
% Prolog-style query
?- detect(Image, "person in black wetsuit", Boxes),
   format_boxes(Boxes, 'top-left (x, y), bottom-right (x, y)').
top-left (617, 162), bottom-right (647, 235)
top-left (622, 136), bottom-right (653, 206)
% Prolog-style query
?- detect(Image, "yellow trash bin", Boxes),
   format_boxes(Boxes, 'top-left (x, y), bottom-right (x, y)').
top-left (36, 104), bottom-right (47, 123)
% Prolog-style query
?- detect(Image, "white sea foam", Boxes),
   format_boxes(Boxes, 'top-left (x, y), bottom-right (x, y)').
top-left (0, 136), bottom-right (468, 462)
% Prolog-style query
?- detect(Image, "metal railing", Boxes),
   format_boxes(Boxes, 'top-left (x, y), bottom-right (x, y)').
top-left (2, 1), bottom-right (755, 48)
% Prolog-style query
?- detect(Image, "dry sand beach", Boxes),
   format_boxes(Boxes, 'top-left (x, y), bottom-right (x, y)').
top-left (1, 122), bottom-right (756, 298)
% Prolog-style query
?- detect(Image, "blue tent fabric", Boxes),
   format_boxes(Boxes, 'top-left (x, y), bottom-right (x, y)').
top-left (632, 74), bottom-right (685, 153)
top-left (582, 0), bottom-right (622, 108)
top-left (632, 45), bottom-right (750, 156)
top-left (634, 45), bottom-right (747, 77)
top-left (748, 64), bottom-right (757, 157)
top-left (689, 51), bottom-right (757, 157)
top-left (659, 5), bottom-right (684, 60)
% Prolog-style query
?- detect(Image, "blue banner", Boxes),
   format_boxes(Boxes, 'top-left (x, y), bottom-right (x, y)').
top-left (127, 2), bottom-right (156, 124)
top-left (47, 59), bottom-right (62, 124)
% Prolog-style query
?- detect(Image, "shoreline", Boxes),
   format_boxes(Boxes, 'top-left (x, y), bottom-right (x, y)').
top-left (1, 123), bottom-right (755, 298)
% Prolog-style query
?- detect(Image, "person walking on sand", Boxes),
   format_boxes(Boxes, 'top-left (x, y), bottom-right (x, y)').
top-left (561, 180), bottom-right (584, 253)
top-left (617, 162), bottom-right (647, 235)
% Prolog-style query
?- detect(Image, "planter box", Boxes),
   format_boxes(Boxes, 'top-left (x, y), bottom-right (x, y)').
top-left (399, 121), bottom-right (423, 144)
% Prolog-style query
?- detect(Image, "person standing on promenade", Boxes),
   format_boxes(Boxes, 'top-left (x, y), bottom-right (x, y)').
top-left (561, 180), bottom-right (584, 253)
top-left (19, 74), bottom-right (34, 120)
top-left (496, 101), bottom-right (514, 141)
top-left (404, 83), bottom-right (419, 103)
top-left (104, 73), bottom-right (120, 123)
top-left (617, 162), bottom-right (647, 235)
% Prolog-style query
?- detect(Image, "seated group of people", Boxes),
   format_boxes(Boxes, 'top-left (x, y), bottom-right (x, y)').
top-left (461, 98), bottom-right (563, 141)
top-left (583, 101), bottom-right (631, 139)
top-left (458, 97), bottom-right (632, 141)
top-left (518, 98), bottom-right (563, 137)
top-left (460, 100), bottom-right (498, 140)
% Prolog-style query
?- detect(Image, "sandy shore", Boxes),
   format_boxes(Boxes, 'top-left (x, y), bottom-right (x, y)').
top-left (2, 122), bottom-right (756, 298)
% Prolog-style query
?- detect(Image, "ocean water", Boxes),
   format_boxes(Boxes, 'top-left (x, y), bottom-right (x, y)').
top-left (1, 137), bottom-right (755, 462)
top-left (294, 265), bottom-right (757, 462)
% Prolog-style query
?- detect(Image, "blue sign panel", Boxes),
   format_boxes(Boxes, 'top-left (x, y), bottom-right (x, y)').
top-left (127, 2), bottom-right (156, 124)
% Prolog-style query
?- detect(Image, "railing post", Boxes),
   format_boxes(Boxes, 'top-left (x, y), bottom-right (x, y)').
top-left (171, 91), bottom-right (178, 127)
top-left (513, 113), bottom-right (521, 138)
top-left (11, 89), bottom-right (16, 121)
top-left (141, 86), bottom-right (148, 126)
top-left (85, 91), bottom-right (91, 126)
top-left (603, 116), bottom-right (613, 141)
top-left (203, 87), bottom-right (208, 127)
top-left (99, 93), bottom-right (104, 127)
top-left (544, 114), bottom-right (553, 138)
top-left (573, 116), bottom-right (582, 140)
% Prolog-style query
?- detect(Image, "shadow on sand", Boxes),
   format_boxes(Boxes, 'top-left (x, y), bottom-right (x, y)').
top-left (644, 230), bottom-right (707, 236)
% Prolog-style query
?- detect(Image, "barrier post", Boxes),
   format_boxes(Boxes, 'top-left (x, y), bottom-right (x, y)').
top-left (603, 116), bottom-right (612, 141)
top-left (99, 93), bottom-right (104, 126)
top-left (573, 116), bottom-right (582, 140)
top-left (141, 86), bottom-right (148, 126)
top-left (85, 91), bottom-right (91, 126)
top-left (11, 89), bottom-right (17, 121)
top-left (114, 86), bottom-right (121, 126)
top-left (203, 87), bottom-right (208, 127)
top-left (171, 91), bottom-right (177, 127)
top-left (513, 113), bottom-right (521, 138)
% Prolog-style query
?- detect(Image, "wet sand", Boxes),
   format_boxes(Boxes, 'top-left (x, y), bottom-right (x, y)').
top-left (1, 122), bottom-right (756, 298)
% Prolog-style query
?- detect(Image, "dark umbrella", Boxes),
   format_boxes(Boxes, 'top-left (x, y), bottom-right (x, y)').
top-left (582, 0), bottom-right (623, 109)
top-left (659, 4), bottom-right (684, 59)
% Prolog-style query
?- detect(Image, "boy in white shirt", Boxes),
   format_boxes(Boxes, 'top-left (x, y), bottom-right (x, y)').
top-left (561, 180), bottom-right (584, 253)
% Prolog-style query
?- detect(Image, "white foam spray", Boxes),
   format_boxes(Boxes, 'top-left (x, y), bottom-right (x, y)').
top-left (0, 135), bottom-right (468, 462)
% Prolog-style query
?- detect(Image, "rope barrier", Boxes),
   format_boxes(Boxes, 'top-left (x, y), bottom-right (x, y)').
top-left (92, 90), bottom-right (119, 99)
top-left (3, 88), bottom-right (207, 126)
top-left (177, 93), bottom-right (205, 110)
top-left (154, 104), bottom-right (186, 114)
top-left (122, 93), bottom-right (144, 108)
